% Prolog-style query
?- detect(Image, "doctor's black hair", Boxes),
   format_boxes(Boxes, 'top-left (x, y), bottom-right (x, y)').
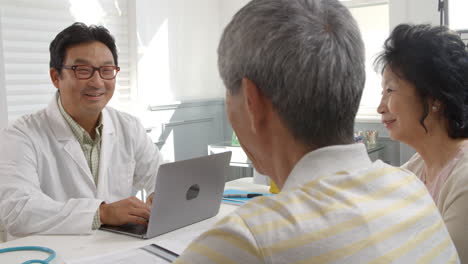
top-left (49, 22), bottom-right (118, 74)
top-left (374, 24), bottom-right (468, 138)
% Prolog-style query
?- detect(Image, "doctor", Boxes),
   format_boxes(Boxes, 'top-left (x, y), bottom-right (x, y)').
top-left (0, 22), bottom-right (162, 239)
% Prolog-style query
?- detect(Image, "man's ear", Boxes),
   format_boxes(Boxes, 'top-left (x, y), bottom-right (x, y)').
top-left (50, 68), bottom-right (60, 89)
top-left (241, 78), bottom-right (268, 134)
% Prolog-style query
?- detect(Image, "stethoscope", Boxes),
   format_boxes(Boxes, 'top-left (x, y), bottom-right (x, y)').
top-left (0, 246), bottom-right (56, 264)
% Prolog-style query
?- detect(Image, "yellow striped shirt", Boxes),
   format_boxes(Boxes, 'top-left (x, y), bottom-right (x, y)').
top-left (174, 144), bottom-right (459, 264)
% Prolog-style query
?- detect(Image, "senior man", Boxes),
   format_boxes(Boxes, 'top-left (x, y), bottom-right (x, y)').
top-left (0, 23), bottom-right (162, 239)
top-left (174, 0), bottom-right (459, 263)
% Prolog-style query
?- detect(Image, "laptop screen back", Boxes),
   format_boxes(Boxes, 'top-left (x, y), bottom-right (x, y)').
top-left (146, 151), bottom-right (232, 238)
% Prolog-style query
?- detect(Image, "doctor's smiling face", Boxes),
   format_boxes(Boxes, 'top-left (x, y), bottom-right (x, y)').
top-left (50, 41), bottom-right (116, 122)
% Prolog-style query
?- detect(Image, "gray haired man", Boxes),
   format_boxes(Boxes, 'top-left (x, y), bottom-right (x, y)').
top-left (174, 0), bottom-right (459, 263)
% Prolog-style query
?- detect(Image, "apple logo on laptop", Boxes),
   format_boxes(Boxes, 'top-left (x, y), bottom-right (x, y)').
top-left (186, 184), bottom-right (200, 200)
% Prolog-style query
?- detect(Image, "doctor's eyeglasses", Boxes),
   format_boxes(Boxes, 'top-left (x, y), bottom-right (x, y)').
top-left (62, 65), bottom-right (120, 80)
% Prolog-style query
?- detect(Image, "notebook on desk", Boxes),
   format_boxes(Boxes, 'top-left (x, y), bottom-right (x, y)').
top-left (222, 189), bottom-right (272, 205)
top-left (100, 151), bottom-right (232, 239)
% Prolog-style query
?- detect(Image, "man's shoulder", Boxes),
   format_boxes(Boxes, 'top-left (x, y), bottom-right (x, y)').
top-left (233, 162), bottom-right (418, 224)
top-left (368, 159), bottom-right (414, 176)
top-left (233, 190), bottom-right (302, 226)
top-left (0, 109), bottom-right (50, 154)
top-left (226, 163), bottom-right (449, 263)
top-left (2, 108), bottom-right (48, 135)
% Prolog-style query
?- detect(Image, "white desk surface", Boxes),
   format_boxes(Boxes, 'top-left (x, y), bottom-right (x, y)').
top-left (0, 177), bottom-right (268, 263)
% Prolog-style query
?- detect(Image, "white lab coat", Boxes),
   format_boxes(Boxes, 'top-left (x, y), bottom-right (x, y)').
top-left (0, 94), bottom-right (163, 239)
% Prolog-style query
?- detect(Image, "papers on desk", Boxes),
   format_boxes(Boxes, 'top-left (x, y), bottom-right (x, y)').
top-left (67, 211), bottom-right (226, 264)
top-left (67, 244), bottom-right (178, 263)
top-left (222, 189), bottom-right (272, 205)
top-left (67, 245), bottom-right (173, 264)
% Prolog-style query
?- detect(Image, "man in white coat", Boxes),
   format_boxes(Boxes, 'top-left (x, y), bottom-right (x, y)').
top-left (0, 22), bottom-right (162, 240)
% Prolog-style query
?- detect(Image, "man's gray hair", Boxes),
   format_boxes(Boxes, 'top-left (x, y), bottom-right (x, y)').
top-left (218, 0), bottom-right (365, 147)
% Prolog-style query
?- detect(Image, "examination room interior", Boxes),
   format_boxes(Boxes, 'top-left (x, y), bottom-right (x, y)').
top-left (0, 0), bottom-right (467, 244)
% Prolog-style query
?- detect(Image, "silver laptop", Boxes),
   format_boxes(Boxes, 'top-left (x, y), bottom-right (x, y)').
top-left (100, 151), bottom-right (232, 239)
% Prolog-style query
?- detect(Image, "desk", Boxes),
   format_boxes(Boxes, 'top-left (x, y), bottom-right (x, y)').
top-left (0, 178), bottom-right (265, 264)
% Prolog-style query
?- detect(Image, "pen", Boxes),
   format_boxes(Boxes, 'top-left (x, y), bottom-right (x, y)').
top-left (223, 193), bottom-right (263, 198)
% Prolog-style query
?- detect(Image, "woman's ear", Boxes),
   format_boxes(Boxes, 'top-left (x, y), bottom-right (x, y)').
top-left (430, 99), bottom-right (442, 112)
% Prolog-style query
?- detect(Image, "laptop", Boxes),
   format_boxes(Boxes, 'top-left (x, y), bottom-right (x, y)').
top-left (100, 151), bottom-right (232, 239)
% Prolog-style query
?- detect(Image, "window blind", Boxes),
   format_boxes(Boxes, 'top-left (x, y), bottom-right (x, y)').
top-left (0, 0), bottom-right (130, 122)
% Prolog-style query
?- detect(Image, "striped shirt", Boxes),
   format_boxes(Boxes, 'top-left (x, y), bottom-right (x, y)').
top-left (174, 144), bottom-right (459, 264)
top-left (57, 97), bottom-right (103, 229)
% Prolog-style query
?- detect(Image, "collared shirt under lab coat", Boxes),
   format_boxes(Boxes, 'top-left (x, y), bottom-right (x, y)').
top-left (0, 94), bottom-right (163, 240)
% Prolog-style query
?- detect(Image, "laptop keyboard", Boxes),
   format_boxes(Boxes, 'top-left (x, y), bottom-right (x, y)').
top-left (102, 223), bottom-right (147, 235)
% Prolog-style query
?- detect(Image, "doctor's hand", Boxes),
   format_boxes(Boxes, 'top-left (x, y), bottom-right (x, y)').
top-left (146, 192), bottom-right (155, 207)
top-left (99, 197), bottom-right (151, 226)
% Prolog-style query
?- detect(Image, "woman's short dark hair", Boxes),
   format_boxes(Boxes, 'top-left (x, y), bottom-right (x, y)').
top-left (49, 22), bottom-right (118, 73)
top-left (374, 24), bottom-right (468, 138)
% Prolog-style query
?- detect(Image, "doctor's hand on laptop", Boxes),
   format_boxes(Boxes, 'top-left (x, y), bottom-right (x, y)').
top-left (99, 196), bottom-right (151, 226)
top-left (146, 192), bottom-right (155, 207)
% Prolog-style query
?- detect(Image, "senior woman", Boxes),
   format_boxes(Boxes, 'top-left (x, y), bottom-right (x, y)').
top-left (376, 23), bottom-right (468, 262)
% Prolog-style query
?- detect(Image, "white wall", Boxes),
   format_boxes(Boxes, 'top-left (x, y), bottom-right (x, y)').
top-left (352, 4), bottom-right (389, 121)
top-left (121, 0), bottom-right (440, 124)
top-left (0, 16), bottom-right (6, 129)
top-left (134, 0), bottom-right (224, 107)
top-left (389, 0), bottom-right (439, 29)
top-left (0, 82), bottom-right (6, 129)
top-left (0, 77), bottom-right (5, 129)
top-left (131, 0), bottom-right (256, 108)
top-left (218, 0), bottom-right (250, 33)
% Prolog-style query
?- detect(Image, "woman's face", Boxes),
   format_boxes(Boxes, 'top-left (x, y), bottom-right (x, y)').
top-left (377, 66), bottom-right (429, 144)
